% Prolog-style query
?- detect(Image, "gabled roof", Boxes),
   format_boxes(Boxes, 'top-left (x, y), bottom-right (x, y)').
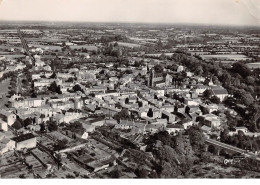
top-left (212, 89), bottom-right (228, 95)
top-left (166, 124), bottom-right (184, 129)
top-left (0, 109), bottom-right (14, 117)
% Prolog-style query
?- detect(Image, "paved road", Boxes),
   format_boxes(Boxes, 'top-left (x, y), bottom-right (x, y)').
top-left (17, 29), bottom-right (35, 65)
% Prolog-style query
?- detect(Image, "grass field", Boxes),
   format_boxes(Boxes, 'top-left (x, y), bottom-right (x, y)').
top-left (201, 54), bottom-right (251, 61)
top-left (116, 42), bottom-right (141, 48)
top-left (29, 44), bottom-right (62, 51)
top-left (247, 62), bottom-right (260, 69)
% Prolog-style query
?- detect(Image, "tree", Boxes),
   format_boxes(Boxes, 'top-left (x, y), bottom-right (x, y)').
top-left (113, 109), bottom-right (130, 121)
top-left (66, 77), bottom-right (74, 82)
top-left (232, 62), bottom-right (251, 78)
top-left (72, 84), bottom-right (83, 93)
top-left (40, 123), bottom-right (46, 132)
top-left (154, 64), bottom-right (163, 73)
top-left (147, 108), bottom-right (153, 118)
top-left (49, 72), bottom-right (57, 79)
top-left (220, 128), bottom-right (230, 142)
top-left (48, 81), bottom-right (62, 94)
top-left (21, 79), bottom-right (29, 86)
top-left (125, 97), bottom-right (129, 104)
top-left (111, 49), bottom-right (122, 57)
top-left (23, 118), bottom-right (33, 127)
top-left (246, 76), bottom-right (255, 85)
top-left (211, 96), bottom-right (220, 104)
top-left (53, 139), bottom-right (68, 151)
top-left (194, 65), bottom-right (203, 76)
top-left (12, 119), bottom-right (23, 130)
top-left (68, 121), bottom-right (84, 135)
top-left (110, 168), bottom-right (121, 178)
top-left (159, 53), bottom-right (166, 60)
top-left (241, 93), bottom-right (254, 106)
top-left (225, 112), bottom-right (237, 129)
top-left (47, 120), bottom-right (58, 132)
top-left (114, 42), bottom-right (119, 47)
top-left (135, 167), bottom-right (149, 178)
top-left (203, 89), bottom-right (213, 99)
top-left (186, 126), bottom-right (206, 153)
top-left (19, 174), bottom-right (26, 178)
top-left (223, 97), bottom-right (235, 107)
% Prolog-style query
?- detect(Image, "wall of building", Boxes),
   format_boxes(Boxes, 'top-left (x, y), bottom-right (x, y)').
top-left (16, 138), bottom-right (37, 150)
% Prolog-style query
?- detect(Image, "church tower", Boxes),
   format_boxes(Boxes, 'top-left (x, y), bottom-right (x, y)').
top-left (147, 69), bottom-right (155, 87)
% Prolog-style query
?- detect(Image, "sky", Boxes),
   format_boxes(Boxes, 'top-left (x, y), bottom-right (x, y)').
top-left (0, 0), bottom-right (259, 26)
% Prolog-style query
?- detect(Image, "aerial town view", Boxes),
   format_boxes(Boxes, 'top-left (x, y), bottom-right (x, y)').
top-left (0, 0), bottom-right (260, 180)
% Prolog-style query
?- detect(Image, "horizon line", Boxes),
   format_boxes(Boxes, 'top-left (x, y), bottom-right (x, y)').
top-left (0, 19), bottom-right (259, 28)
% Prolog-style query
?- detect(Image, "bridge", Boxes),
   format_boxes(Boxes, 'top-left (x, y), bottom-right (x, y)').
top-left (205, 138), bottom-right (246, 156)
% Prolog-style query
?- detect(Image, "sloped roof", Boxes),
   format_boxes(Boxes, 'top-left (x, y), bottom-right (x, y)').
top-left (11, 133), bottom-right (35, 143)
top-left (212, 89), bottom-right (228, 95)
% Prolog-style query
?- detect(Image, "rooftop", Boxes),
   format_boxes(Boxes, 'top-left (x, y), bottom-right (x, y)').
top-left (11, 133), bottom-right (35, 143)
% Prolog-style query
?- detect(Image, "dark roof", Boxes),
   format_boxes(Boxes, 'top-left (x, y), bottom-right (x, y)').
top-left (106, 90), bottom-right (117, 93)
top-left (154, 80), bottom-right (165, 85)
top-left (11, 133), bottom-right (35, 143)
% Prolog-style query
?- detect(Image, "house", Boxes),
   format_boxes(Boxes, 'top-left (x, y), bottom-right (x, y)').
top-left (56, 112), bottom-right (84, 124)
top-left (82, 124), bottom-right (96, 133)
top-left (200, 103), bottom-right (219, 114)
top-left (194, 85), bottom-right (208, 95)
top-left (100, 106), bottom-right (121, 117)
top-left (200, 114), bottom-right (221, 129)
top-left (10, 97), bottom-right (45, 109)
top-left (115, 120), bottom-right (135, 130)
top-left (87, 157), bottom-right (116, 172)
top-left (201, 125), bottom-right (211, 134)
top-left (27, 125), bottom-right (41, 132)
top-left (147, 69), bottom-right (172, 87)
top-left (210, 86), bottom-right (229, 101)
top-left (161, 110), bottom-right (176, 123)
top-left (0, 138), bottom-right (16, 154)
top-left (11, 133), bottom-right (36, 151)
top-left (85, 118), bottom-right (105, 127)
top-left (183, 98), bottom-right (200, 106)
top-left (182, 120), bottom-right (194, 129)
top-left (81, 132), bottom-right (89, 139)
top-left (229, 127), bottom-right (248, 136)
top-left (165, 124), bottom-right (184, 134)
top-left (0, 120), bottom-right (8, 131)
top-left (145, 124), bottom-right (164, 134)
top-left (0, 109), bottom-right (16, 126)
top-left (151, 119), bottom-right (168, 126)
top-left (104, 119), bottom-right (118, 126)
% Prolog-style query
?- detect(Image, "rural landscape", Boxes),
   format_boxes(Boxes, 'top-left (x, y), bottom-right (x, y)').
top-left (0, 0), bottom-right (260, 180)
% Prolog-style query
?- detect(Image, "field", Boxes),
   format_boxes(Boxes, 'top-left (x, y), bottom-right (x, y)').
top-left (145, 53), bottom-right (174, 57)
top-left (200, 54), bottom-right (251, 61)
top-left (114, 42), bottom-right (141, 48)
top-left (0, 54), bottom-right (25, 59)
top-left (29, 44), bottom-right (62, 51)
top-left (247, 62), bottom-right (260, 69)
top-left (0, 45), bottom-right (23, 50)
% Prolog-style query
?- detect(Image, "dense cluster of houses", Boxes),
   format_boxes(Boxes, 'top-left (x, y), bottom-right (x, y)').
top-left (0, 53), bottom-right (233, 157)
